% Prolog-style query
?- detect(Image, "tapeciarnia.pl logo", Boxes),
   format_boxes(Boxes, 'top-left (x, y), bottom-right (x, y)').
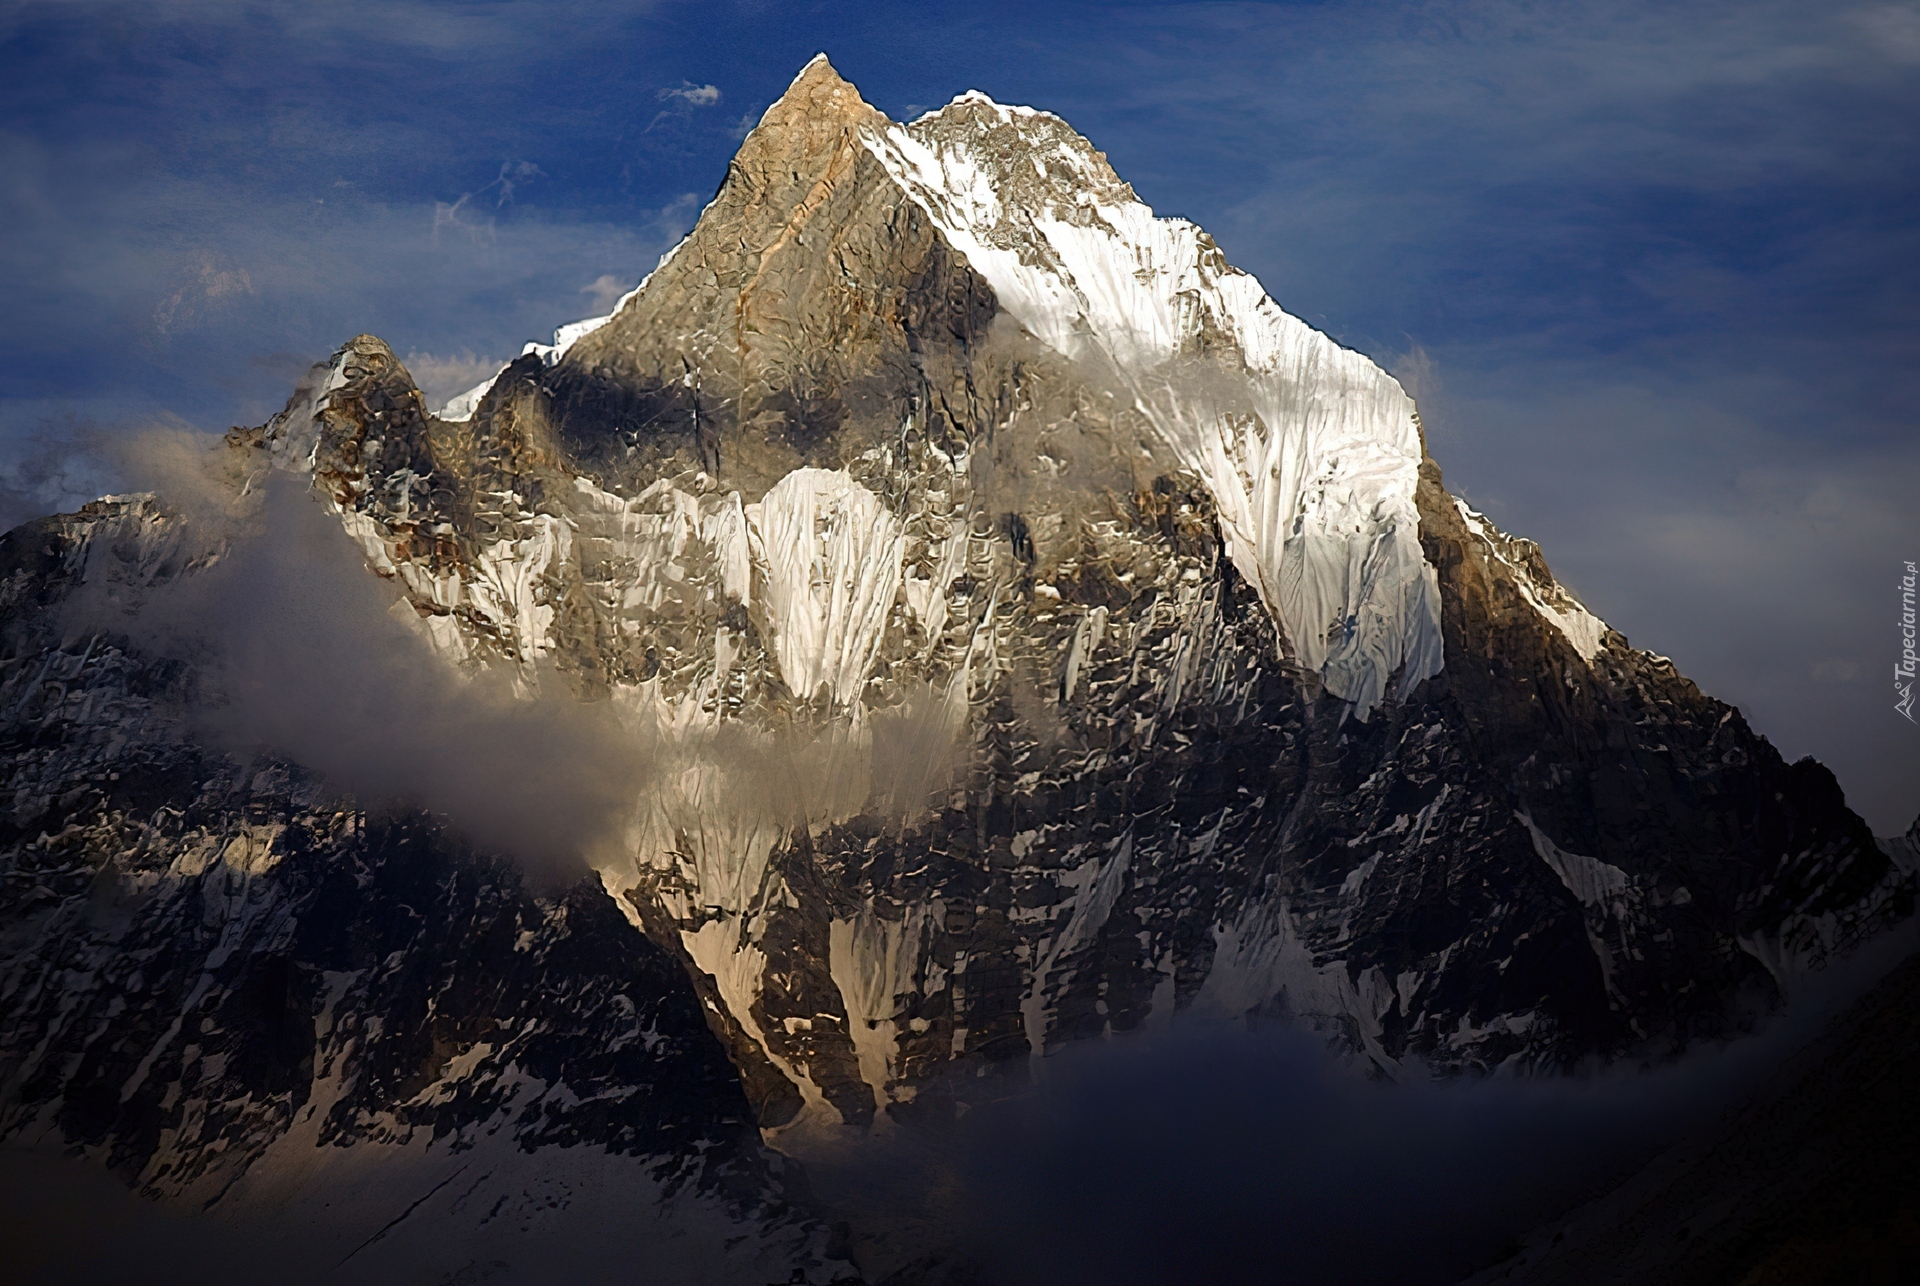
top-left (1900, 560), bottom-right (1918, 723)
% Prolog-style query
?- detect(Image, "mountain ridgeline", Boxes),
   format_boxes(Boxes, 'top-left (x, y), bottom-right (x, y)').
top-left (1, 57), bottom-right (1909, 1282)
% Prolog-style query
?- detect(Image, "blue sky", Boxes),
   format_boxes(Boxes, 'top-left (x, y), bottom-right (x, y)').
top-left (2, 0), bottom-right (1916, 829)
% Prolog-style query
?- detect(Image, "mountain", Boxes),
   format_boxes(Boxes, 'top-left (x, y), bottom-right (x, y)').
top-left (1, 55), bottom-right (1910, 1279)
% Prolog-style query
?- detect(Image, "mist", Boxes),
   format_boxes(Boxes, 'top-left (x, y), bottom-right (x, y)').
top-left (3, 920), bottom-right (1914, 1286)
top-left (808, 917), bottom-right (1920, 1286)
top-left (51, 432), bottom-right (977, 877)
top-left (58, 458), bottom-right (649, 879)
top-left (0, 418), bottom-right (120, 535)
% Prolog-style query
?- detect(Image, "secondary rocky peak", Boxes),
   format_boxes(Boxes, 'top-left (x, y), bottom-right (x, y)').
top-left (904, 86), bottom-right (1139, 216)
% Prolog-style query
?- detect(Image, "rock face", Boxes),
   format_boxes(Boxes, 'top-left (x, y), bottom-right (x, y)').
top-left (1, 54), bottom-right (1911, 1263)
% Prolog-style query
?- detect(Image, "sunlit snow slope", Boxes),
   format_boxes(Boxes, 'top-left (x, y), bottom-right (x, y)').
top-left (866, 88), bottom-right (1443, 715)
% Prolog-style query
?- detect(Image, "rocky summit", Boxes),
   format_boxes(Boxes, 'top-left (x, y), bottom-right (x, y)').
top-left (2, 56), bottom-right (1912, 1282)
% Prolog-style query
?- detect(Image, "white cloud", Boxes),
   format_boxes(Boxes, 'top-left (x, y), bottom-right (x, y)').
top-left (658, 82), bottom-right (720, 107)
top-left (151, 252), bottom-right (255, 340)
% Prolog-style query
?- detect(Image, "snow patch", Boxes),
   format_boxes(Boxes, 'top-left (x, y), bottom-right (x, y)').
top-left (829, 902), bottom-right (939, 1114)
top-left (1516, 811), bottom-right (1628, 910)
top-left (1195, 901), bottom-right (1403, 1075)
top-left (1517, 810), bottom-right (1634, 1000)
top-left (747, 468), bottom-right (905, 706)
top-left (1020, 833), bottom-right (1133, 1063)
top-left (684, 918), bottom-right (836, 1136)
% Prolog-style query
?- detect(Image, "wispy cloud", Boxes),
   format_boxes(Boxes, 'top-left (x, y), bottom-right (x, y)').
top-left (659, 81), bottom-right (721, 107)
top-left (0, 0), bottom-right (662, 62)
top-left (646, 80), bottom-right (724, 132)
top-left (149, 252), bottom-right (255, 342)
top-left (431, 160), bottom-right (548, 248)
top-left (0, 416), bottom-right (118, 534)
